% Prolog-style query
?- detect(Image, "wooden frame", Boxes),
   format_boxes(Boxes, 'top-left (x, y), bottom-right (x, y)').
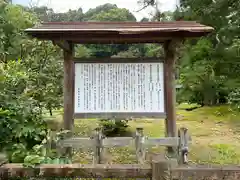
top-left (74, 57), bottom-right (164, 63)
top-left (57, 127), bottom-right (190, 165)
top-left (73, 57), bottom-right (165, 119)
top-left (61, 44), bottom-right (178, 157)
top-left (59, 136), bottom-right (180, 149)
top-left (63, 49), bottom-right (177, 155)
top-left (74, 112), bottom-right (166, 119)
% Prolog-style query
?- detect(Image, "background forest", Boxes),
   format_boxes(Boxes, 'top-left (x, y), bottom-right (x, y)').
top-left (1, 0), bottom-right (240, 165)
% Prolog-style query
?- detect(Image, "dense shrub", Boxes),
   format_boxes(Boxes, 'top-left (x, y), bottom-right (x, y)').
top-left (228, 89), bottom-right (240, 111)
top-left (99, 118), bottom-right (130, 137)
top-left (0, 61), bottom-right (48, 162)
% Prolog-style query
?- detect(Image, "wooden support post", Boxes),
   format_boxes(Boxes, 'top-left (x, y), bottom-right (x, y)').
top-left (135, 127), bottom-right (145, 164)
top-left (53, 40), bottom-right (71, 52)
top-left (152, 160), bottom-right (171, 180)
top-left (163, 40), bottom-right (177, 157)
top-left (93, 128), bottom-right (103, 164)
top-left (63, 42), bottom-right (74, 130)
top-left (178, 127), bottom-right (189, 165)
top-left (63, 42), bottom-right (74, 157)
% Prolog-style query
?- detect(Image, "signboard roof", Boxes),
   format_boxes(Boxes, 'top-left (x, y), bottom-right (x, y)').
top-left (25, 21), bottom-right (214, 44)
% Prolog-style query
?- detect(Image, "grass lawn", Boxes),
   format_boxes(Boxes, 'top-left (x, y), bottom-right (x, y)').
top-left (45, 104), bottom-right (240, 165)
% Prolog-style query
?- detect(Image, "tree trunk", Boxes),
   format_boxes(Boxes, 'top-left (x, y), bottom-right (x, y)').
top-left (49, 108), bottom-right (53, 116)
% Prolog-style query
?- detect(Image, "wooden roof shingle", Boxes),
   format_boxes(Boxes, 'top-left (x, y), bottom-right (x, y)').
top-left (25, 21), bottom-right (214, 44)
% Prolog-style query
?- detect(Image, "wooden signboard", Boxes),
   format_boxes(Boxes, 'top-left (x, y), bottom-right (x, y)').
top-left (74, 59), bottom-right (165, 118)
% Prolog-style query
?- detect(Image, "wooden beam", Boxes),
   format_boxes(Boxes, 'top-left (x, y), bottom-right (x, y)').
top-left (53, 40), bottom-right (71, 52)
top-left (145, 137), bottom-right (179, 147)
top-left (74, 112), bottom-right (166, 119)
top-left (74, 57), bottom-right (165, 63)
top-left (63, 42), bottom-right (74, 131)
top-left (171, 166), bottom-right (240, 179)
top-left (30, 30), bottom-right (211, 44)
top-left (59, 136), bottom-right (182, 149)
top-left (103, 137), bottom-right (133, 147)
top-left (163, 40), bottom-right (177, 156)
top-left (59, 138), bottom-right (96, 149)
top-left (0, 164), bottom-right (151, 178)
top-left (1, 163), bottom-right (240, 179)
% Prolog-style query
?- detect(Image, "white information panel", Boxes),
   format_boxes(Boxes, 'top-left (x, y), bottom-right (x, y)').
top-left (74, 63), bottom-right (164, 114)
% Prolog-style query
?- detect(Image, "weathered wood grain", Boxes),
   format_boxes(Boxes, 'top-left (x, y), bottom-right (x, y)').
top-left (102, 137), bottom-right (133, 147)
top-left (60, 137), bottom-right (180, 148)
top-left (63, 42), bottom-right (74, 131)
top-left (60, 137), bottom-right (96, 148)
top-left (171, 165), bottom-right (240, 180)
top-left (95, 128), bottom-right (103, 164)
top-left (178, 127), bottom-right (189, 164)
top-left (164, 40), bottom-right (178, 157)
top-left (145, 137), bottom-right (179, 147)
top-left (152, 160), bottom-right (171, 180)
top-left (135, 128), bottom-right (145, 164)
top-left (63, 42), bottom-right (74, 157)
top-left (1, 163), bottom-right (240, 180)
top-left (0, 164), bottom-right (151, 178)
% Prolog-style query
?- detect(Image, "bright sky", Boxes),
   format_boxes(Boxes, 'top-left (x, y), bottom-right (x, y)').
top-left (13, 0), bottom-right (179, 21)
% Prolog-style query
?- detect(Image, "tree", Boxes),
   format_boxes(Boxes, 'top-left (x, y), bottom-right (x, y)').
top-left (1, 1), bottom-right (64, 115)
top-left (50, 8), bottom-right (84, 22)
top-left (0, 1), bottom-right (38, 63)
top-left (0, 60), bottom-right (48, 162)
top-left (176, 0), bottom-right (240, 105)
top-left (22, 41), bottom-right (63, 116)
top-left (83, 4), bottom-right (136, 57)
top-left (90, 8), bottom-right (136, 22)
top-left (83, 3), bottom-right (117, 21)
top-left (30, 6), bottom-right (54, 21)
top-left (178, 39), bottom-right (219, 105)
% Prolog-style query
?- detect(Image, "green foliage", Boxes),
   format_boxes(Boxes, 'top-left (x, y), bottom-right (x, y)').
top-left (178, 39), bottom-right (220, 105)
top-left (228, 89), bottom-right (240, 111)
top-left (176, 0), bottom-right (240, 106)
top-left (90, 8), bottom-right (136, 22)
top-left (1, 2), bottom-right (64, 116)
top-left (3, 129), bottom-right (72, 167)
top-left (99, 118), bottom-right (130, 137)
top-left (0, 1), bottom-right (38, 62)
top-left (75, 45), bottom-right (92, 58)
top-left (178, 37), bottom-right (240, 105)
top-left (84, 4), bottom-right (136, 58)
top-left (113, 44), bottom-right (164, 58)
top-left (22, 40), bottom-right (63, 115)
top-left (0, 60), bottom-right (48, 161)
top-left (83, 3), bottom-right (118, 21)
top-left (209, 144), bottom-right (240, 165)
top-left (23, 130), bottom-right (72, 167)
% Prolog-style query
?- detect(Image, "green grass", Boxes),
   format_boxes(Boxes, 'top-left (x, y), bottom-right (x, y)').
top-left (46, 104), bottom-right (240, 165)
